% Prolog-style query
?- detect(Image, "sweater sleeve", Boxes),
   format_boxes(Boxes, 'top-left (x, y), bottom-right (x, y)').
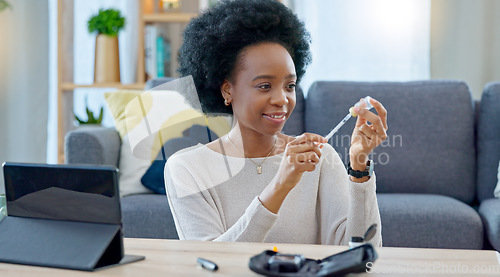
top-left (164, 155), bottom-right (279, 242)
top-left (318, 144), bottom-right (382, 246)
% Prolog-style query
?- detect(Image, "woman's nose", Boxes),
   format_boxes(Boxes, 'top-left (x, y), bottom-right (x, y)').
top-left (270, 89), bottom-right (288, 106)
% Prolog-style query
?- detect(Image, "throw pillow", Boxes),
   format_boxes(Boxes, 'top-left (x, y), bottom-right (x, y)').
top-left (104, 90), bottom-right (143, 138)
top-left (104, 90), bottom-right (153, 197)
top-left (105, 89), bottom-right (232, 197)
top-left (141, 125), bottom-right (218, 194)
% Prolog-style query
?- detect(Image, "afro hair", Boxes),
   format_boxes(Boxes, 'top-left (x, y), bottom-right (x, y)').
top-left (177, 0), bottom-right (311, 115)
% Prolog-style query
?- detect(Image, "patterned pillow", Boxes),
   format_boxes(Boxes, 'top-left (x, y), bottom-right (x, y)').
top-left (104, 90), bottom-right (231, 197)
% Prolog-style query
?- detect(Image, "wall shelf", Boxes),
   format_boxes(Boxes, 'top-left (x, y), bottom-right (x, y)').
top-left (56, 0), bottom-right (198, 163)
top-left (61, 83), bottom-right (146, 91)
top-left (143, 13), bottom-right (196, 23)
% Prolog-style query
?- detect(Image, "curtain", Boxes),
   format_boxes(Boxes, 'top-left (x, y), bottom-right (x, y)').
top-left (293, 0), bottom-right (431, 95)
top-left (0, 0), bottom-right (50, 193)
top-left (431, 0), bottom-right (500, 99)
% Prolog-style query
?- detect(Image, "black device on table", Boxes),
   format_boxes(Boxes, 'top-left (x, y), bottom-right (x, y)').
top-left (250, 244), bottom-right (377, 276)
top-left (268, 253), bottom-right (306, 272)
top-left (0, 162), bottom-right (145, 271)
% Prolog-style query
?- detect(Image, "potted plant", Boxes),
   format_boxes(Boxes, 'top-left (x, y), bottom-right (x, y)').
top-left (75, 97), bottom-right (104, 127)
top-left (88, 8), bottom-right (126, 83)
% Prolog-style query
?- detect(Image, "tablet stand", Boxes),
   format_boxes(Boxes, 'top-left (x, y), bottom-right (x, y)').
top-left (0, 216), bottom-right (144, 271)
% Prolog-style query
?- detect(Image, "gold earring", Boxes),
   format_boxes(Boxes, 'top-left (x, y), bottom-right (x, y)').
top-left (224, 99), bottom-right (230, 106)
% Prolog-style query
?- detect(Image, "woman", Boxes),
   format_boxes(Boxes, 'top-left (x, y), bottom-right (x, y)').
top-left (165, 0), bottom-right (387, 246)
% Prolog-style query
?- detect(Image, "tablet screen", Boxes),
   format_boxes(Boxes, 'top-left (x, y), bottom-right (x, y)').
top-left (2, 163), bottom-right (121, 224)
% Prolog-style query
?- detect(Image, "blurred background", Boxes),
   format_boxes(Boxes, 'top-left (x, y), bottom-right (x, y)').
top-left (0, 0), bottom-right (499, 193)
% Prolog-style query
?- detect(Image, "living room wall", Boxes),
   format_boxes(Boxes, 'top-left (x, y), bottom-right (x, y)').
top-left (0, 0), bottom-right (49, 193)
top-left (431, 0), bottom-right (500, 99)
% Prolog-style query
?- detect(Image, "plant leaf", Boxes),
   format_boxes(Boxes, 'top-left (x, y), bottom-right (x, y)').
top-left (87, 8), bottom-right (125, 36)
top-left (96, 107), bottom-right (104, 124)
top-left (75, 114), bottom-right (85, 124)
top-left (86, 107), bottom-right (95, 123)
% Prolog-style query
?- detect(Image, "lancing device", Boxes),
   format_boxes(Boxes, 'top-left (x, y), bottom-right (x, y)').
top-left (323, 96), bottom-right (374, 142)
top-left (197, 257), bottom-right (219, 271)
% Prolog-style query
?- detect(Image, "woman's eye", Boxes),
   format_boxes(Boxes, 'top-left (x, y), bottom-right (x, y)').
top-left (258, 84), bottom-right (271, 90)
top-left (287, 83), bottom-right (296, 91)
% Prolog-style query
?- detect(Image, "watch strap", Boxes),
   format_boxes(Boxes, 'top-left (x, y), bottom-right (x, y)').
top-left (347, 160), bottom-right (373, 178)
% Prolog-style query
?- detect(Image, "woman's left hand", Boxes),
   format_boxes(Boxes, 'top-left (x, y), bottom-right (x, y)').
top-left (349, 97), bottom-right (388, 174)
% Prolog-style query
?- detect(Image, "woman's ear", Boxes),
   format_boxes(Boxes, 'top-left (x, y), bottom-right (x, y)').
top-left (221, 79), bottom-right (232, 105)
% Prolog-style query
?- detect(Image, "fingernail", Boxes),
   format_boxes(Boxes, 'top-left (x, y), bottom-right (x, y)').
top-left (354, 107), bottom-right (360, 113)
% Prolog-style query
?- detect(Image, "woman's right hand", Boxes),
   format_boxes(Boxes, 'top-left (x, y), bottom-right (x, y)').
top-left (275, 133), bottom-right (327, 190)
top-left (259, 133), bottom-right (326, 214)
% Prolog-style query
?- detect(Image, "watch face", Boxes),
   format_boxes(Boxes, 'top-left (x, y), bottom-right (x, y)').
top-left (368, 160), bottom-right (374, 176)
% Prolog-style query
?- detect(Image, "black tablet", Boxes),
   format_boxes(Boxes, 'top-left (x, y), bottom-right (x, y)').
top-left (2, 162), bottom-right (121, 224)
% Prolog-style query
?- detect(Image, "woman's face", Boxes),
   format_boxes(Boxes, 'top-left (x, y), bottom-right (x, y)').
top-left (223, 42), bottom-right (297, 137)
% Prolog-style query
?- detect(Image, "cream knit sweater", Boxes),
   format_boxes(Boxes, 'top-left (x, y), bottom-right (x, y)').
top-left (165, 143), bottom-right (382, 246)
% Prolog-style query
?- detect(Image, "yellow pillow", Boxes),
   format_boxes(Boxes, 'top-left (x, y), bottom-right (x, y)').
top-left (123, 90), bottom-right (231, 161)
top-left (103, 89), bottom-right (232, 196)
top-left (104, 90), bottom-right (144, 138)
top-left (104, 89), bottom-right (231, 146)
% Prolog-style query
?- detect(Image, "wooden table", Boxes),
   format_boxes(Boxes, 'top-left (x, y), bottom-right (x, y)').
top-left (1, 238), bottom-right (499, 276)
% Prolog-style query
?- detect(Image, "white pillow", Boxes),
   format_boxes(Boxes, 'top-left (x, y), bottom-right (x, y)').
top-left (494, 160), bottom-right (500, 198)
top-left (118, 135), bottom-right (153, 197)
top-left (104, 90), bottom-right (152, 197)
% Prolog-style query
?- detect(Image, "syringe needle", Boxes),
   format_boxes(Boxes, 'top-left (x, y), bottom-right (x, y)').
top-left (321, 96), bottom-right (374, 144)
top-left (324, 113), bottom-right (352, 141)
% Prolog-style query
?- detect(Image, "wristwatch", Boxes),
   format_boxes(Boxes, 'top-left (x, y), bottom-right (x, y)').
top-left (347, 160), bottom-right (374, 178)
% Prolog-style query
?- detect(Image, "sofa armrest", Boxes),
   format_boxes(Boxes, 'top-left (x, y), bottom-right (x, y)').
top-left (64, 127), bottom-right (121, 166)
top-left (479, 198), bottom-right (500, 251)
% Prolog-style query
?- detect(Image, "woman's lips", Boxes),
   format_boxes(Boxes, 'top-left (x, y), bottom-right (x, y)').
top-left (263, 112), bottom-right (287, 124)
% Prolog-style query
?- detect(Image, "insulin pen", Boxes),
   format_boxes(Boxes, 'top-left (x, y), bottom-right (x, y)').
top-left (197, 257), bottom-right (219, 271)
top-left (323, 96), bottom-right (374, 141)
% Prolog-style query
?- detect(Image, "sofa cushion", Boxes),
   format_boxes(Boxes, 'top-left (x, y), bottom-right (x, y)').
top-left (121, 194), bottom-right (178, 239)
top-left (478, 198), bottom-right (500, 250)
top-left (477, 82), bottom-right (500, 202)
top-left (306, 80), bottom-right (476, 204)
top-left (377, 194), bottom-right (483, 249)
